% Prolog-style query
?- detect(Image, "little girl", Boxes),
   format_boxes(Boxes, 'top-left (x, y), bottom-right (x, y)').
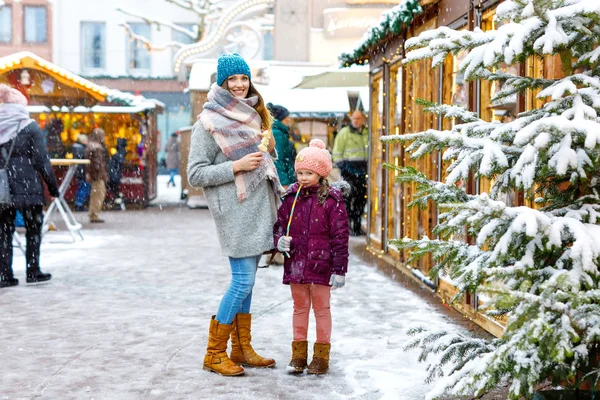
top-left (273, 139), bottom-right (350, 374)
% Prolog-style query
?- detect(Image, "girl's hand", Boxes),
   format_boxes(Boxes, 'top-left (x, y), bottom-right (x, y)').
top-left (277, 236), bottom-right (292, 252)
top-left (233, 152), bottom-right (263, 173)
top-left (329, 274), bottom-right (345, 290)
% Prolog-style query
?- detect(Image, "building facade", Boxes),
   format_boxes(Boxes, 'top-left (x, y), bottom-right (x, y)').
top-left (0, 0), bottom-right (53, 60)
top-left (273, 0), bottom-right (399, 64)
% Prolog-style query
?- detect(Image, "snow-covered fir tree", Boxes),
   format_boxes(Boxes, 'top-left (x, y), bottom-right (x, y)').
top-left (381, 0), bottom-right (600, 398)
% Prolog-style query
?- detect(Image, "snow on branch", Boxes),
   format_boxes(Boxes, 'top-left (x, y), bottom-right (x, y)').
top-left (390, 1), bottom-right (600, 397)
top-left (121, 22), bottom-right (186, 51)
top-left (165, 0), bottom-right (222, 17)
top-left (117, 7), bottom-right (198, 41)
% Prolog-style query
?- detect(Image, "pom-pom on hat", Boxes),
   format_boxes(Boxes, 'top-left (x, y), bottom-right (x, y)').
top-left (267, 103), bottom-right (290, 121)
top-left (295, 139), bottom-right (333, 178)
top-left (0, 84), bottom-right (27, 105)
top-left (217, 53), bottom-right (252, 86)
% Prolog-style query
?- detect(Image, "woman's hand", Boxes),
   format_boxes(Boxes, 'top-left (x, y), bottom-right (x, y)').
top-left (266, 130), bottom-right (276, 153)
top-left (233, 152), bottom-right (263, 173)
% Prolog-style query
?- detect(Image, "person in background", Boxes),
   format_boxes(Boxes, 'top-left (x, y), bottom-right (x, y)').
top-left (86, 128), bottom-right (108, 223)
top-left (107, 138), bottom-right (127, 209)
top-left (331, 110), bottom-right (368, 236)
top-left (273, 139), bottom-right (350, 375)
top-left (0, 84), bottom-right (60, 288)
top-left (165, 132), bottom-right (180, 188)
top-left (266, 103), bottom-right (295, 189)
top-left (187, 53), bottom-right (281, 377)
top-left (72, 134), bottom-right (90, 211)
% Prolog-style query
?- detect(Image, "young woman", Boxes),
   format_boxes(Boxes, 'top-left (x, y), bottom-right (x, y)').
top-left (187, 53), bottom-right (283, 376)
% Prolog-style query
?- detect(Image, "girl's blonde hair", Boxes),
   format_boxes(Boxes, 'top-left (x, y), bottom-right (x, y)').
top-left (317, 177), bottom-right (330, 205)
top-left (220, 80), bottom-right (272, 131)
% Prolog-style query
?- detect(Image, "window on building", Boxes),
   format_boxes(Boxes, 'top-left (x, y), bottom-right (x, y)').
top-left (172, 23), bottom-right (196, 45)
top-left (263, 29), bottom-right (274, 60)
top-left (171, 23), bottom-right (196, 62)
top-left (81, 22), bottom-right (106, 71)
top-left (24, 6), bottom-right (47, 43)
top-left (0, 6), bottom-right (12, 43)
top-left (126, 23), bottom-right (151, 72)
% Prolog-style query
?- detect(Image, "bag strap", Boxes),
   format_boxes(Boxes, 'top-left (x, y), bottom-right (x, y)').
top-left (1, 120), bottom-right (21, 169)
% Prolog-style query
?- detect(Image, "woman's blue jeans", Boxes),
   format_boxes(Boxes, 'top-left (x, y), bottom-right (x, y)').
top-left (215, 255), bottom-right (260, 324)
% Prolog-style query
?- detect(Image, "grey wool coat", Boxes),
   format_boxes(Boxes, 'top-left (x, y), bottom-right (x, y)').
top-left (187, 121), bottom-right (279, 258)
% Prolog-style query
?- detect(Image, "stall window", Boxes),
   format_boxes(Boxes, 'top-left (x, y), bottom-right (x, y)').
top-left (81, 22), bottom-right (106, 71)
top-left (479, 10), bottom-right (519, 197)
top-left (388, 62), bottom-right (404, 257)
top-left (481, 11), bottom-right (518, 124)
top-left (24, 6), bottom-right (47, 43)
top-left (0, 6), bottom-right (12, 44)
top-left (263, 29), bottom-right (274, 60)
top-left (127, 23), bottom-right (151, 72)
top-left (369, 73), bottom-right (385, 245)
top-left (404, 18), bottom-right (439, 273)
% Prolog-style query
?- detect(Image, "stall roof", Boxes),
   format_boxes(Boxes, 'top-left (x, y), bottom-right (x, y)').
top-left (339, 0), bottom-right (423, 67)
top-left (0, 52), bottom-right (163, 111)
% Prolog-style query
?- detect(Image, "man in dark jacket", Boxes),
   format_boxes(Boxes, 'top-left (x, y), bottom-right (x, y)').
top-left (72, 134), bottom-right (90, 211)
top-left (86, 128), bottom-right (108, 223)
top-left (0, 84), bottom-right (60, 288)
top-left (107, 137), bottom-right (127, 209)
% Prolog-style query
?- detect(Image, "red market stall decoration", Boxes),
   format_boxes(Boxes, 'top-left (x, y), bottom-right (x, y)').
top-left (0, 52), bottom-right (164, 207)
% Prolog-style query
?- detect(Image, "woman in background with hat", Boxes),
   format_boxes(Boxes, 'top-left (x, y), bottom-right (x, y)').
top-left (187, 53), bottom-right (282, 376)
top-left (0, 84), bottom-right (59, 288)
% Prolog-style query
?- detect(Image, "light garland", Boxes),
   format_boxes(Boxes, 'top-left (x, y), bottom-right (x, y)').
top-left (174, 0), bottom-right (274, 72)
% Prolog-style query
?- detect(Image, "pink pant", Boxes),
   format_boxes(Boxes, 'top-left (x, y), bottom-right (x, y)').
top-left (290, 283), bottom-right (332, 344)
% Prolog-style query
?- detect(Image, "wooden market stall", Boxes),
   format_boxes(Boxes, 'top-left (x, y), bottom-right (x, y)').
top-left (0, 52), bottom-right (163, 207)
top-left (341, 0), bottom-right (565, 337)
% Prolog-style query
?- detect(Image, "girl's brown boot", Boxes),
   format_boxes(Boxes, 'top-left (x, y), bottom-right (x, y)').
top-left (307, 343), bottom-right (330, 374)
top-left (286, 340), bottom-right (308, 373)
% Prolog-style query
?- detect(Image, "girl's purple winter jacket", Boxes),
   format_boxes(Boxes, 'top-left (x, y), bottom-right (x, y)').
top-left (274, 183), bottom-right (350, 286)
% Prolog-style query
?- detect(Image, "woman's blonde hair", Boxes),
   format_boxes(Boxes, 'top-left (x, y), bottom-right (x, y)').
top-left (220, 80), bottom-right (272, 131)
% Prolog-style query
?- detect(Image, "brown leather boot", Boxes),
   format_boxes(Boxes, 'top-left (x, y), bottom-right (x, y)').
top-left (203, 316), bottom-right (245, 376)
top-left (286, 340), bottom-right (308, 374)
top-left (230, 313), bottom-right (276, 368)
top-left (307, 343), bottom-right (330, 374)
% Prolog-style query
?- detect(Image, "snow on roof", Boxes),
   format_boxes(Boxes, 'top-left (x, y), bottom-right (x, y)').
top-left (26, 104), bottom-right (163, 114)
top-left (0, 51), bottom-right (163, 111)
top-left (339, 0), bottom-right (423, 67)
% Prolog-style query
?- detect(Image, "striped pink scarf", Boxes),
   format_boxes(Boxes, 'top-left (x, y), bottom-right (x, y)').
top-left (199, 83), bottom-right (283, 202)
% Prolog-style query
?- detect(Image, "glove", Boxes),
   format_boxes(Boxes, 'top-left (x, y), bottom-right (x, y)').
top-left (329, 274), bottom-right (345, 290)
top-left (277, 236), bottom-right (292, 253)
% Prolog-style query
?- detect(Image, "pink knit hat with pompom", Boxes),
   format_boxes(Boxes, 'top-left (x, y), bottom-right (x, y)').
top-left (295, 139), bottom-right (333, 178)
top-left (0, 84), bottom-right (28, 105)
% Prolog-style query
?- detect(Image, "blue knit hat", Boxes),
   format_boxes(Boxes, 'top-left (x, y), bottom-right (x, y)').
top-left (216, 53), bottom-right (252, 86)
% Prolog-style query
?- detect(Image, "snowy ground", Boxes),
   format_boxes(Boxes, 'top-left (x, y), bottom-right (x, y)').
top-left (0, 175), bottom-right (480, 400)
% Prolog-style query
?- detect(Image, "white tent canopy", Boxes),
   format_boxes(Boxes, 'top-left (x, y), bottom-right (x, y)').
top-left (255, 85), bottom-right (350, 119)
top-left (293, 64), bottom-right (369, 89)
